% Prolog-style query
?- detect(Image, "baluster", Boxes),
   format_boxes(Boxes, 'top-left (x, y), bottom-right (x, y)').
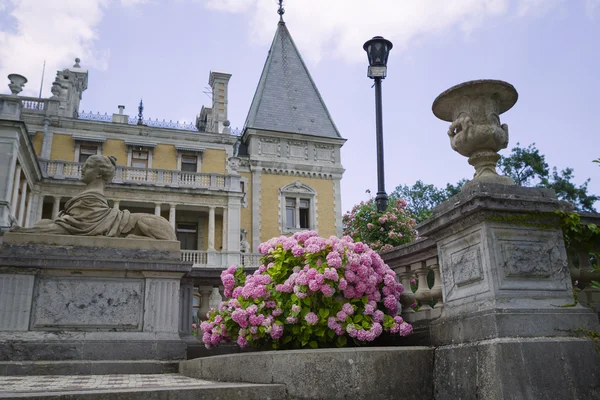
top-left (55, 162), bottom-right (64, 179)
top-left (427, 257), bottom-right (443, 319)
top-left (398, 265), bottom-right (416, 322)
top-left (114, 166), bottom-right (123, 183)
top-left (411, 261), bottom-right (432, 321)
top-left (413, 261), bottom-right (433, 312)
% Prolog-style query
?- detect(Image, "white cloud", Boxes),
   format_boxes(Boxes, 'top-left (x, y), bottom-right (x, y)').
top-left (0, 0), bottom-right (112, 97)
top-left (200, 0), bottom-right (571, 63)
top-left (204, 0), bottom-right (254, 12)
top-left (119, 0), bottom-right (152, 7)
top-left (585, 0), bottom-right (600, 18)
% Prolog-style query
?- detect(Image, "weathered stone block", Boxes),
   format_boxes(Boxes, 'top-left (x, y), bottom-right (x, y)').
top-left (0, 273), bottom-right (35, 331)
top-left (434, 337), bottom-right (600, 400)
top-left (31, 277), bottom-right (144, 330)
top-left (181, 347), bottom-right (434, 400)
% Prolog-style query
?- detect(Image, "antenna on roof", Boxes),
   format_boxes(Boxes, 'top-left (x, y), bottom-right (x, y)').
top-left (38, 60), bottom-right (46, 99)
top-left (202, 86), bottom-right (212, 100)
top-left (278, 0), bottom-right (285, 22)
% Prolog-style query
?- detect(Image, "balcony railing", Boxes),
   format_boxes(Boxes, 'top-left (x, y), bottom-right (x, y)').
top-left (181, 250), bottom-right (262, 268)
top-left (240, 253), bottom-right (262, 268)
top-left (39, 159), bottom-right (236, 190)
top-left (182, 250), bottom-right (208, 265)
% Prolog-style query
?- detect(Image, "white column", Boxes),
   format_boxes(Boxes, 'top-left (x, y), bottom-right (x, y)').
top-left (169, 203), bottom-right (176, 230)
top-left (197, 285), bottom-right (213, 321)
top-left (251, 168), bottom-right (262, 252)
top-left (24, 190), bottom-right (34, 227)
top-left (36, 194), bottom-right (44, 223)
top-left (113, 200), bottom-right (120, 210)
top-left (154, 203), bottom-right (161, 216)
top-left (226, 196), bottom-right (242, 266)
top-left (208, 206), bottom-right (216, 251)
top-left (295, 196), bottom-right (301, 229)
top-left (221, 207), bottom-right (228, 251)
top-left (41, 117), bottom-right (53, 159)
top-left (10, 165), bottom-right (21, 215)
top-left (51, 196), bottom-right (61, 219)
top-left (179, 279), bottom-right (194, 335)
top-left (17, 181), bottom-right (27, 225)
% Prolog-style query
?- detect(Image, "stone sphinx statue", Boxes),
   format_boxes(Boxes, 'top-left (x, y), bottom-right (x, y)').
top-left (14, 155), bottom-right (177, 240)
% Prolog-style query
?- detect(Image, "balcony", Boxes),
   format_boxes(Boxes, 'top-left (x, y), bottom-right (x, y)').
top-left (38, 159), bottom-right (238, 190)
top-left (181, 250), bottom-right (262, 268)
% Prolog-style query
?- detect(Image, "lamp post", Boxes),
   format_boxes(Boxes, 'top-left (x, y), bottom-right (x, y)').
top-left (363, 36), bottom-right (393, 212)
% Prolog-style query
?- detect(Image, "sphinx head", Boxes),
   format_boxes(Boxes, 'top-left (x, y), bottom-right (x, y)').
top-left (81, 155), bottom-right (118, 184)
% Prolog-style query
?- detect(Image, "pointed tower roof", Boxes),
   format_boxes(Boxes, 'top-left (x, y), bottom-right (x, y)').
top-left (244, 21), bottom-right (342, 139)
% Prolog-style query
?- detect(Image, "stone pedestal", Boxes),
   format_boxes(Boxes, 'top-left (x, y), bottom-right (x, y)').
top-left (419, 183), bottom-right (600, 399)
top-left (0, 232), bottom-right (191, 375)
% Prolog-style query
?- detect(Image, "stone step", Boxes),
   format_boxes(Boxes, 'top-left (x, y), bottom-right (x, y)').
top-left (0, 360), bottom-right (179, 376)
top-left (0, 374), bottom-right (287, 399)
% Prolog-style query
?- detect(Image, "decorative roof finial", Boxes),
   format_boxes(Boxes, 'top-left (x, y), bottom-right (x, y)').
top-left (277, 0), bottom-right (284, 22)
top-left (73, 58), bottom-right (81, 68)
top-left (137, 99), bottom-right (144, 125)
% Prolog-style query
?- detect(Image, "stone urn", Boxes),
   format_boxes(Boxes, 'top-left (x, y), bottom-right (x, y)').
top-left (8, 74), bottom-right (27, 95)
top-left (432, 79), bottom-right (517, 188)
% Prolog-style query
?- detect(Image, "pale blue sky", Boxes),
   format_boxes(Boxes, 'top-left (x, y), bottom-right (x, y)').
top-left (1, 0), bottom-right (598, 212)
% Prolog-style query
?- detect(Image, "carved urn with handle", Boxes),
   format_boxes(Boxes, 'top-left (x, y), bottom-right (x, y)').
top-left (432, 79), bottom-right (517, 188)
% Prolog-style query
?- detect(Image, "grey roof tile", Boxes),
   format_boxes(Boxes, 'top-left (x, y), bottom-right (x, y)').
top-left (244, 22), bottom-right (342, 139)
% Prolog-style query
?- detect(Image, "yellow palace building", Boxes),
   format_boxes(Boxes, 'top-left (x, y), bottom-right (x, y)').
top-left (0, 17), bottom-right (345, 314)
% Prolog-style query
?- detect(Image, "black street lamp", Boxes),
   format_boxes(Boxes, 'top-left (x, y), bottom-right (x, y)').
top-left (363, 36), bottom-right (393, 212)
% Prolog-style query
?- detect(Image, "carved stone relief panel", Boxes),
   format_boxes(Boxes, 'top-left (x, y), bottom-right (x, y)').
top-left (288, 140), bottom-right (308, 160)
top-left (258, 137), bottom-right (281, 158)
top-left (491, 225), bottom-right (570, 292)
top-left (438, 228), bottom-right (490, 303)
top-left (314, 144), bottom-right (334, 163)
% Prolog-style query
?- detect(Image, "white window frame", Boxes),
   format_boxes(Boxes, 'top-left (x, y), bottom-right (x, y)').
top-left (125, 142), bottom-right (156, 168)
top-left (73, 136), bottom-right (104, 163)
top-left (176, 146), bottom-right (204, 173)
top-left (279, 181), bottom-right (317, 234)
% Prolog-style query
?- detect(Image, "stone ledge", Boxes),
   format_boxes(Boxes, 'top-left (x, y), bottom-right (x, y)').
top-left (180, 347), bottom-right (434, 400)
top-left (3, 232), bottom-right (180, 252)
top-left (430, 307), bottom-right (600, 345)
top-left (0, 383), bottom-right (288, 399)
top-left (0, 360), bottom-right (179, 376)
top-left (434, 337), bottom-right (600, 400)
top-left (417, 183), bottom-right (565, 239)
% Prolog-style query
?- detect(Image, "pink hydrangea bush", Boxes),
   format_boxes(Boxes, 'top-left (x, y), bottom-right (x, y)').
top-left (343, 194), bottom-right (417, 253)
top-left (201, 231), bottom-right (413, 350)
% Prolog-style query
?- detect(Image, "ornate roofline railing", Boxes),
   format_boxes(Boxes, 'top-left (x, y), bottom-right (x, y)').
top-left (38, 159), bottom-right (239, 190)
top-left (78, 110), bottom-right (242, 135)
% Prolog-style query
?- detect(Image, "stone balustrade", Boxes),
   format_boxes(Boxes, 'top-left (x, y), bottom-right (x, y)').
top-left (240, 252), bottom-right (262, 268)
top-left (18, 96), bottom-right (60, 116)
top-left (568, 212), bottom-right (600, 313)
top-left (38, 159), bottom-right (238, 190)
top-left (181, 250), bottom-right (262, 269)
top-left (381, 237), bottom-right (442, 323)
top-left (181, 250), bottom-right (208, 265)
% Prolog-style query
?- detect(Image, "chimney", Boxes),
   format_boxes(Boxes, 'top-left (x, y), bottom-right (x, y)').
top-left (208, 71), bottom-right (232, 133)
top-left (112, 105), bottom-right (128, 124)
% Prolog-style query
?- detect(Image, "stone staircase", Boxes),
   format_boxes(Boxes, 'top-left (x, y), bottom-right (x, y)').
top-left (0, 374), bottom-right (286, 399)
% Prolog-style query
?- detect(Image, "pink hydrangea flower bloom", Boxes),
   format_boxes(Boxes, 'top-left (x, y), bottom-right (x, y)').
top-left (305, 312), bottom-right (318, 325)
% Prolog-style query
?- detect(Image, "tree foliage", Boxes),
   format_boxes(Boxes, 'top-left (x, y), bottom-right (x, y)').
top-left (389, 144), bottom-right (597, 224)
top-left (342, 193), bottom-right (417, 253)
top-left (499, 143), bottom-right (598, 212)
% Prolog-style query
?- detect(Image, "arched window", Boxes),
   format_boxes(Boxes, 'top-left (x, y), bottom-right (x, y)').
top-left (279, 181), bottom-right (317, 234)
